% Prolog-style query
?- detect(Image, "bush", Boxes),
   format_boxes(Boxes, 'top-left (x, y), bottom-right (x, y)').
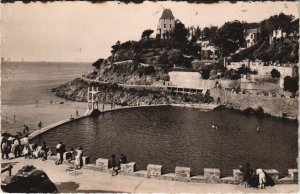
top-left (270, 68), bottom-right (281, 78)
top-left (283, 76), bottom-right (299, 93)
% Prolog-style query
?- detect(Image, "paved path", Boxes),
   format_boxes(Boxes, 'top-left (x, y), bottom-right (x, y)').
top-left (1, 157), bottom-right (298, 193)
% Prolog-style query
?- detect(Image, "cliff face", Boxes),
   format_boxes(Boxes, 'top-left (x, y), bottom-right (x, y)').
top-left (52, 78), bottom-right (213, 106)
top-left (96, 60), bottom-right (169, 85)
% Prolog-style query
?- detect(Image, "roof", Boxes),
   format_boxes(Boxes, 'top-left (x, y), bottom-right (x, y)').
top-left (245, 28), bottom-right (259, 34)
top-left (160, 9), bottom-right (174, 19)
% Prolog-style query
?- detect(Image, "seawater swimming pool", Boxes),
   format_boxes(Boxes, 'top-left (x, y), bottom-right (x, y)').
top-left (32, 106), bottom-right (298, 176)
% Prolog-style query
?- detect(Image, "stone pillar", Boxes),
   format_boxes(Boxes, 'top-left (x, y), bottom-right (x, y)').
top-left (82, 156), bottom-right (90, 165)
top-left (204, 168), bottom-right (220, 181)
top-left (95, 158), bottom-right (109, 170)
top-left (147, 164), bottom-right (162, 178)
top-left (288, 169), bottom-right (298, 181)
top-left (175, 166), bottom-right (190, 179)
top-left (233, 169), bottom-right (243, 184)
top-left (121, 162), bottom-right (136, 174)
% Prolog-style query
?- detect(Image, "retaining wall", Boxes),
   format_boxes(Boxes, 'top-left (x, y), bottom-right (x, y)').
top-left (210, 88), bottom-right (298, 119)
top-left (47, 155), bottom-right (297, 184)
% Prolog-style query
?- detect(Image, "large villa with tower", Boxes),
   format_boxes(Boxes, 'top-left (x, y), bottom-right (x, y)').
top-left (156, 9), bottom-right (175, 39)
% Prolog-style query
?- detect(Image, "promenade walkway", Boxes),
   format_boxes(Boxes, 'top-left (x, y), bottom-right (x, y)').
top-left (1, 157), bottom-right (298, 193)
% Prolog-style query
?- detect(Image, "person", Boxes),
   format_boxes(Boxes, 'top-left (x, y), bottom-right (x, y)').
top-left (1, 139), bottom-right (10, 159)
top-left (109, 154), bottom-right (118, 176)
top-left (32, 146), bottom-right (42, 159)
top-left (256, 168), bottom-right (266, 189)
top-left (75, 147), bottom-right (83, 169)
top-left (38, 121), bottom-right (42, 130)
top-left (102, 103), bottom-right (105, 111)
top-left (47, 148), bottom-right (53, 158)
top-left (70, 115), bottom-right (74, 120)
top-left (239, 163), bottom-right (252, 189)
top-left (13, 136), bottom-right (21, 158)
top-left (119, 154), bottom-right (128, 164)
top-left (22, 125), bottom-right (26, 135)
top-left (25, 125), bottom-right (29, 134)
top-left (23, 143), bottom-right (31, 159)
top-left (66, 148), bottom-right (74, 163)
top-left (55, 142), bottom-right (62, 164)
top-left (41, 141), bottom-right (49, 160)
top-left (76, 110), bottom-right (79, 117)
top-left (13, 115), bottom-right (16, 123)
top-left (256, 126), bottom-right (260, 133)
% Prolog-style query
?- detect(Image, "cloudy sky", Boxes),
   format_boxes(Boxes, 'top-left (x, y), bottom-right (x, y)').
top-left (1, 1), bottom-right (299, 62)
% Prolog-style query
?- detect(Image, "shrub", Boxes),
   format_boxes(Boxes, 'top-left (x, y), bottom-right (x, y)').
top-left (270, 68), bottom-right (281, 78)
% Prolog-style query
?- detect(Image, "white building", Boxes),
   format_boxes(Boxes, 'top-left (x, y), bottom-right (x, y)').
top-left (269, 29), bottom-right (287, 44)
top-left (157, 9), bottom-right (175, 39)
top-left (201, 44), bottom-right (220, 61)
top-left (245, 28), bottom-right (259, 48)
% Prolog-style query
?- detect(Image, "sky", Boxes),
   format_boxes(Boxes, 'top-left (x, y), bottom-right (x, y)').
top-left (1, 1), bottom-right (299, 62)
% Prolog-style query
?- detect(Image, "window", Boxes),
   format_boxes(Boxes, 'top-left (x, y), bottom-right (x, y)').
top-left (170, 24), bottom-right (172, 28)
top-left (164, 24), bottom-right (166, 28)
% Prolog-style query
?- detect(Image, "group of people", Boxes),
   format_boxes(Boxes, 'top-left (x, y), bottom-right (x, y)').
top-left (1, 135), bottom-right (23, 159)
top-left (239, 163), bottom-right (275, 189)
top-left (109, 154), bottom-right (128, 176)
top-left (55, 142), bottom-right (84, 170)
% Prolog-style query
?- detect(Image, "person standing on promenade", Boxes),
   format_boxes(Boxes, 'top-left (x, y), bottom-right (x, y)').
top-left (75, 147), bottom-right (83, 169)
top-left (13, 136), bottom-right (21, 158)
top-left (41, 141), bottom-right (49, 160)
top-left (256, 168), bottom-right (266, 189)
top-left (119, 154), bottom-right (128, 164)
top-left (76, 109), bottom-right (79, 117)
top-left (55, 142), bottom-right (62, 164)
top-left (1, 138), bottom-right (10, 159)
top-left (109, 154), bottom-right (118, 176)
top-left (239, 163), bottom-right (252, 189)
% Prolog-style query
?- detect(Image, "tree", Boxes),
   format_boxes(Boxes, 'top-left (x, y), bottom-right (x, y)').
top-left (111, 40), bottom-right (121, 54)
top-left (215, 21), bottom-right (245, 56)
top-left (283, 76), bottom-right (299, 93)
top-left (92, 58), bottom-right (104, 69)
top-left (141, 29), bottom-right (154, 40)
top-left (237, 66), bottom-right (250, 75)
top-left (200, 68), bottom-right (210, 79)
top-left (202, 26), bottom-right (218, 42)
top-left (270, 68), bottom-right (281, 78)
top-left (170, 20), bottom-right (189, 43)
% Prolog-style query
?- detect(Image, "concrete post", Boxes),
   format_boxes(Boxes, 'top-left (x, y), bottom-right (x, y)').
top-left (147, 164), bottom-right (162, 178)
top-left (204, 168), bottom-right (220, 181)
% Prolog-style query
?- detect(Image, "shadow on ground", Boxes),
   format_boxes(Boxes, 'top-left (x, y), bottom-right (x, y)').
top-left (56, 181), bottom-right (123, 193)
top-left (56, 181), bottom-right (80, 192)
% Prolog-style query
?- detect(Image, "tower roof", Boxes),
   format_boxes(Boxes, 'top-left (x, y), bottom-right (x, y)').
top-left (160, 9), bottom-right (174, 19)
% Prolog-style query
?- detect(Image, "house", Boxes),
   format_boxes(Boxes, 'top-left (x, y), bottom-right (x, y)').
top-left (269, 29), bottom-right (287, 44)
top-left (201, 44), bottom-right (220, 61)
top-left (245, 28), bottom-right (260, 48)
top-left (157, 9), bottom-right (175, 39)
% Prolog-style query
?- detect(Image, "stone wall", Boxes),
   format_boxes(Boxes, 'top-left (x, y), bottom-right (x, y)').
top-left (78, 157), bottom-right (298, 184)
top-left (168, 71), bottom-right (239, 90)
top-left (240, 81), bottom-right (281, 92)
top-left (210, 88), bottom-right (298, 118)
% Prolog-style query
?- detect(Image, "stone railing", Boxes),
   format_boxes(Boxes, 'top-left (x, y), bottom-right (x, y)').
top-left (49, 156), bottom-right (297, 185)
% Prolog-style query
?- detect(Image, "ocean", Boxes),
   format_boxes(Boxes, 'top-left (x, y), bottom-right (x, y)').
top-left (1, 62), bottom-right (92, 105)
